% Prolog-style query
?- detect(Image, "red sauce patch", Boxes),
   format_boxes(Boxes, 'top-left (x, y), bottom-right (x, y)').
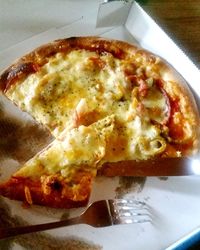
top-left (167, 98), bottom-right (185, 140)
top-left (138, 79), bottom-right (148, 97)
top-left (88, 57), bottom-right (106, 69)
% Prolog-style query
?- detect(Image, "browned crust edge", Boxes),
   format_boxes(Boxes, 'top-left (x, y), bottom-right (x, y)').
top-left (0, 37), bottom-right (138, 92)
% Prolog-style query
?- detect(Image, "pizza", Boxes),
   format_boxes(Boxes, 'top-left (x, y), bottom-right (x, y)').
top-left (0, 37), bottom-right (199, 208)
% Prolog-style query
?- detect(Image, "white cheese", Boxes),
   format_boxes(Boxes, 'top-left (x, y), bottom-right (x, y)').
top-left (14, 116), bottom-right (115, 179)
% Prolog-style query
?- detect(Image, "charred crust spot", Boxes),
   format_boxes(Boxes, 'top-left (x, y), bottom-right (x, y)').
top-left (50, 180), bottom-right (63, 191)
top-left (67, 37), bottom-right (77, 42)
top-left (55, 37), bottom-right (79, 49)
top-left (0, 70), bottom-right (12, 91)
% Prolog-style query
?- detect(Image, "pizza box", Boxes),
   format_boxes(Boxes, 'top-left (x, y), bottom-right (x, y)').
top-left (0, 1), bottom-right (200, 249)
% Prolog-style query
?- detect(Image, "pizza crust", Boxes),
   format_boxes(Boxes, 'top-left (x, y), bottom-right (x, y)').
top-left (0, 170), bottom-right (93, 208)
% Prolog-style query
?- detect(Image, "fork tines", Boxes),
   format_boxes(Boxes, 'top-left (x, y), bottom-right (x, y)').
top-left (109, 199), bottom-right (152, 224)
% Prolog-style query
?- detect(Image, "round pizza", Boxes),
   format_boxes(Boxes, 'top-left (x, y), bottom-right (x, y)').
top-left (0, 37), bottom-right (199, 208)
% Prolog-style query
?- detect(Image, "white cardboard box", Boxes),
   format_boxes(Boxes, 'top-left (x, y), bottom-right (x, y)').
top-left (0, 1), bottom-right (200, 249)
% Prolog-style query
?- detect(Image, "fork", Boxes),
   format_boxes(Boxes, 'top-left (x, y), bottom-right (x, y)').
top-left (0, 199), bottom-right (151, 240)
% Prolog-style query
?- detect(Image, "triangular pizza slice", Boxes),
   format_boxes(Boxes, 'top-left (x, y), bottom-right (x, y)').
top-left (0, 116), bottom-right (114, 208)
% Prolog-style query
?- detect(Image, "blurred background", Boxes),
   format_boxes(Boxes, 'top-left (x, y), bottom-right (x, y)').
top-left (139, 0), bottom-right (200, 67)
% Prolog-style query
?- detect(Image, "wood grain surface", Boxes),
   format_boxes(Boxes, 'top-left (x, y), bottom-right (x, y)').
top-left (140, 0), bottom-right (200, 67)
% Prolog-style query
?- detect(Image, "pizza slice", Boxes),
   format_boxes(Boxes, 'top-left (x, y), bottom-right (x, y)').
top-left (0, 37), bottom-right (199, 208)
top-left (0, 116), bottom-right (114, 208)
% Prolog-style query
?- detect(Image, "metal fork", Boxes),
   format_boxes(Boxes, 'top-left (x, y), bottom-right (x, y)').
top-left (0, 199), bottom-right (151, 240)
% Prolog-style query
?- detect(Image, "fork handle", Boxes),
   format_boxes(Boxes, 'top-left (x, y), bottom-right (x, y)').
top-left (0, 217), bottom-right (81, 240)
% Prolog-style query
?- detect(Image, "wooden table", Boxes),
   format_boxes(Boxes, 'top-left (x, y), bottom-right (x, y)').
top-left (140, 0), bottom-right (200, 68)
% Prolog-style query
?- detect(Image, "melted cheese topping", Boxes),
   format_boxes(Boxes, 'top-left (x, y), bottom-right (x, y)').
top-left (7, 49), bottom-right (169, 178)
top-left (14, 116), bottom-right (114, 179)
